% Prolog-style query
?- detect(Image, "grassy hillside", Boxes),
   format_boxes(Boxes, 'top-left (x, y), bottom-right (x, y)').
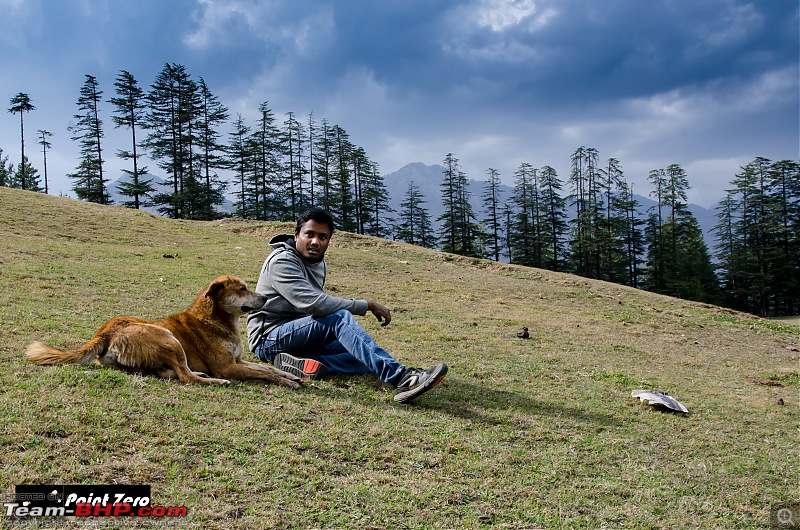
top-left (0, 187), bottom-right (796, 529)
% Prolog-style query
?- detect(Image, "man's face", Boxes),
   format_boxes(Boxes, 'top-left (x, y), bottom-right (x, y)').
top-left (295, 219), bottom-right (331, 262)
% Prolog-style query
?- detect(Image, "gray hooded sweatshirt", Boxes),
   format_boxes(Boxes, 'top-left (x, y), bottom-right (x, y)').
top-left (246, 234), bottom-right (369, 351)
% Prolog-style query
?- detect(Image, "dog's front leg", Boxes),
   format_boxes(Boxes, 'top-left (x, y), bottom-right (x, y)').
top-left (217, 361), bottom-right (302, 388)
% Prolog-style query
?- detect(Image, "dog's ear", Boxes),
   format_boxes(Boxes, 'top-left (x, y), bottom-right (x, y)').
top-left (205, 280), bottom-right (225, 299)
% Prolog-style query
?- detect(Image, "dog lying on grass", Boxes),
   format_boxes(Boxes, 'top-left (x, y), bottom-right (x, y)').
top-left (25, 275), bottom-right (302, 388)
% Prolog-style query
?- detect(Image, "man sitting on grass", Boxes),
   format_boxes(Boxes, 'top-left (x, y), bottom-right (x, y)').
top-left (247, 207), bottom-right (447, 404)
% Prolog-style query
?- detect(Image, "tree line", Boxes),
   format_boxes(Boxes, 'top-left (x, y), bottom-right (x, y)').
top-left (403, 151), bottom-right (797, 317)
top-left (3, 70), bottom-right (798, 317)
top-left (3, 64), bottom-right (390, 235)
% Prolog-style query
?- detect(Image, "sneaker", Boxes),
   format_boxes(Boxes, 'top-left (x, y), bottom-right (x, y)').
top-left (393, 363), bottom-right (448, 404)
top-left (273, 353), bottom-right (329, 380)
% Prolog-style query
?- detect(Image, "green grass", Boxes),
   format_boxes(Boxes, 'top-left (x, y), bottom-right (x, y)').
top-left (0, 187), bottom-right (797, 529)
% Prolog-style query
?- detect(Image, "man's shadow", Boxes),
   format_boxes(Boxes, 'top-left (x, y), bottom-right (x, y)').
top-left (422, 377), bottom-right (623, 428)
top-left (325, 373), bottom-right (623, 428)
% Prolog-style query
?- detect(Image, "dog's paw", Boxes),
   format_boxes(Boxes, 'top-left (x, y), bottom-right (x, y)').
top-left (200, 375), bottom-right (230, 385)
top-left (269, 366), bottom-right (303, 383)
top-left (284, 378), bottom-right (303, 389)
top-left (192, 371), bottom-right (211, 378)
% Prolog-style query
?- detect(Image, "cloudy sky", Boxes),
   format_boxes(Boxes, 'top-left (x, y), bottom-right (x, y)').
top-left (1, 0), bottom-right (797, 208)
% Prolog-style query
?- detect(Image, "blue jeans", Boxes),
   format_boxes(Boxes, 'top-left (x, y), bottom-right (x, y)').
top-left (252, 310), bottom-right (405, 384)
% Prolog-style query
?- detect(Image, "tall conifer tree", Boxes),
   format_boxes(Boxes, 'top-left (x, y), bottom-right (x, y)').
top-left (510, 162), bottom-right (540, 266)
top-left (539, 165), bottom-right (568, 271)
top-left (36, 129), bottom-right (52, 194)
top-left (249, 101), bottom-right (284, 220)
top-left (193, 77), bottom-right (229, 219)
top-left (283, 112), bottom-right (307, 216)
top-left (618, 180), bottom-right (646, 287)
top-left (357, 156), bottom-right (391, 238)
top-left (146, 63), bottom-right (199, 218)
top-left (645, 164), bottom-right (718, 302)
top-left (332, 125), bottom-right (356, 232)
top-left (482, 168), bottom-right (504, 262)
top-left (68, 75), bottom-right (107, 203)
top-left (437, 153), bottom-right (480, 257)
top-left (767, 160), bottom-right (800, 314)
top-left (7, 92), bottom-right (35, 190)
top-left (313, 118), bottom-right (336, 212)
top-left (228, 113), bottom-right (253, 219)
top-left (110, 70), bottom-right (153, 209)
top-left (396, 181), bottom-right (434, 248)
top-left (568, 146), bottom-right (600, 277)
top-left (714, 158), bottom-right (799, 316)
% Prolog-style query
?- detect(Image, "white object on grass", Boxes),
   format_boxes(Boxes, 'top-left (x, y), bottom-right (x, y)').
top-left (631, 390), bottom-right (689, 413)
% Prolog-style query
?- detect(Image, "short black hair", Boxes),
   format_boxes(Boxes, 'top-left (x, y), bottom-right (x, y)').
top-left (295, 207), bottom-right (335, 236)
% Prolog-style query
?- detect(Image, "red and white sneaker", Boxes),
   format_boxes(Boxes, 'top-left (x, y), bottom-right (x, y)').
top-left (273, 353), bottom-right (329, 380)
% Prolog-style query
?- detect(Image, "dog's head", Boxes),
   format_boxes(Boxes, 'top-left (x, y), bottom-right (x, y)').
top-left (204, 276), bottom-right (268, 316)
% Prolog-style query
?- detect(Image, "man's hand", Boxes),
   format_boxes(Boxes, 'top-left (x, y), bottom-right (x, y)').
top-left (367, 301), bottom-right (392, 327)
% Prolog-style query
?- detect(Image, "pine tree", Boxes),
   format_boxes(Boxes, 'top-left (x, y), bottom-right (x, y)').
top-left (714, 158), bottom-right (800, 316)
top-left (313, 118), bottom-right (336, 212)
top-left (177, 76), bottom-right (212, 220)
top-left (193, 77), bottom-right (229, 220)
top-left (249, 101), bottom-right (284, 220)
top-left (332, 125), bottom-right (356, 232)
top-left (7, 92), bottom-right (35, 190)
top-left (645, 164), bottom-right (718, 302)
top-left (595, 157), bottom-right (629, 283)
top-left (568, 146), bottom-right (601, 277)
top-left (438, 153), bottom-right (460, 253)
top-left (713, 193), bottom-right (740, 306)
top-left (357, 156), bottom-right (391, 238)
top-left (767, 160), bottom-right (800, 314)
top-left (228, 113), bottom-right (253, 218)
top-left (68, 75), bottom-right (108, 203)
top-left (481, 168), bottom-right (504, 261)
top-left (12, 156), bottom-right (43, 192)
top-left (670, 215), bottom-right (719, 303)
top-left (307, 112), bottom-right (317, 206)
top-left (145, 63), bottom-right (223, 219)
top-left (110, 70), bottom-right (153, 209)
top-left (36, 129), bottom-right (52, 194)
top-left (283, 112), bottom-right (307, 216)
top-left (618, 180), bottom-right (646, 287)
top-left (538, 165), bottom-right (568, 271)
top-left (664, 163), bottom-right (690, 282)
top-left (395, 181), bottom-right (434, 247)
top-left (502, 204), bottom-right (514, 262)
top-left (645, 169), bottom-right (668, 291)
top-left (350, 148), bottom-right (388, 236)
top-left (146, 63), bottom-right (196, 218)
top-left (720, 159), bottom-right (768, 314)
top-left (437, 153), bottom-right (481, 257)
top-left (352, 146), bottom-right (368, 234)
top-left (509, 162), bottom-right (539, 266)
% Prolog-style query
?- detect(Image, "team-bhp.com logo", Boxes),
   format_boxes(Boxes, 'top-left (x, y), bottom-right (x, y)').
top-left (4, 485), bottom-right (187, 519)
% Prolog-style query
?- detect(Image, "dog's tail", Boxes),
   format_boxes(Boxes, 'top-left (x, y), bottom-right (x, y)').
top-left (25, 336), bottom-right (107, 366)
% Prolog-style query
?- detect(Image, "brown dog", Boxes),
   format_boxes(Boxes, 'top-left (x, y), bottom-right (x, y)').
top-left (25, 275), bottom-right (301, 388)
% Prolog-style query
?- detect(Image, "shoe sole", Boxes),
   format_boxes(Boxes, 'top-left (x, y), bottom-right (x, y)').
top-left (394, 364), bottom-right (448, 404)
top-left (274, 353), bottom-right (329, 380)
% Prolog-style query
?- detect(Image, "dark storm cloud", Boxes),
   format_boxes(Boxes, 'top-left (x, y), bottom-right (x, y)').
top-left (0, 0), bottom-right (797, 205)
